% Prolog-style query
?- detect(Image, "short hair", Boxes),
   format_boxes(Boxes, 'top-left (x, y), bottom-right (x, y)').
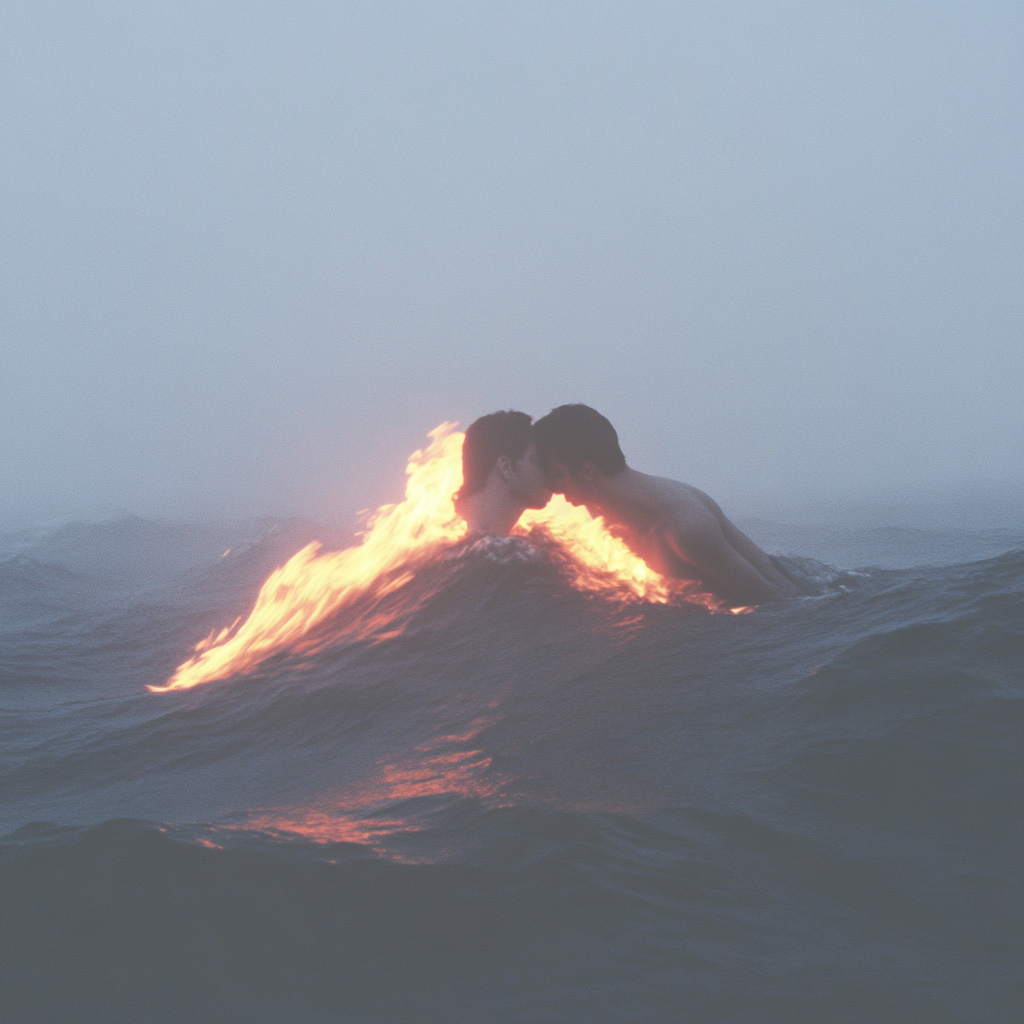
top-left (458, 410), bottom-right (534, 499)
top-left (532, 404), bottom-right (627, 476)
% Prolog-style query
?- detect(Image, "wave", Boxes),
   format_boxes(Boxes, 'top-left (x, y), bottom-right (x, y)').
top-left (3, 786), bottom-right (1021, 1023)
top-left (1, 521), bottom-right (1021, 1022)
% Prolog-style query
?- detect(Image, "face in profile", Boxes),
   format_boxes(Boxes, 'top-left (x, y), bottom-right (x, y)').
top-left (542, 458), bottom-right (591, 507)
top-left (508, 444), bottom-right (552, 509)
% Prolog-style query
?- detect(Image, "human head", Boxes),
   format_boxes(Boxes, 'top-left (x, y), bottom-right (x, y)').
top-left (457, 410), bottom-right (536, 501)
top-left (532, 404), bottom-right (627, 504)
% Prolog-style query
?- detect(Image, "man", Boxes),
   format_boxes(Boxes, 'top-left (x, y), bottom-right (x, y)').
top-left (532, 404), bottom-right (803, 605)
top-left (455, 410), bottom-right (552, 536)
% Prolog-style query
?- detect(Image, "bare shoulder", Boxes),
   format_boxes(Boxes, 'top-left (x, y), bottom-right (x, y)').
top-left (646, 477), bottom-right (752, 565)
top-left (644, 475), bottom-right (721, 528)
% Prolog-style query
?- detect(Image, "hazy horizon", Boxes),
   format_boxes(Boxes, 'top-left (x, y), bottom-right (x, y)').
top-left (3, 1), bottom-right (1021, 532)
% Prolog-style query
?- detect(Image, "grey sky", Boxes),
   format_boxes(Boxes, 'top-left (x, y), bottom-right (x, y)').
top-left (2, 1), bottom-right (1021, 529)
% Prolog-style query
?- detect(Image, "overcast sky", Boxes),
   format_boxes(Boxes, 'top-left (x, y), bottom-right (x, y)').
top-left (2, 0), bottom-right (1021, 529)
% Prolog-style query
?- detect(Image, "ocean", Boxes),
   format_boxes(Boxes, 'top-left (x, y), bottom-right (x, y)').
top-left (1, 505), bottom-right (1021, 1023)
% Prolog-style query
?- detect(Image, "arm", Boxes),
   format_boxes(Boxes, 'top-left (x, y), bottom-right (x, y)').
top-left (663, 511), bottom-right (783, 606)
top-left (693, 493), bottom-right (804, 598)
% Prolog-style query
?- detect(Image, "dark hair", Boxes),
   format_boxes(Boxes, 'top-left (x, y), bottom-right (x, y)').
top-left (532, 404), bottom-right (627, 476)
top-left (458, 410), bottom-right (534, 499)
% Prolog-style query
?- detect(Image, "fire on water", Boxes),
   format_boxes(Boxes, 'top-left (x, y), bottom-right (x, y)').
top-left (150, 423), bottom-right (730, 693)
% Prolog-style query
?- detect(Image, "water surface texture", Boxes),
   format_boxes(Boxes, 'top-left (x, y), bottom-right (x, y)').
top-left (1, 517), bottom-right (1021, 1023)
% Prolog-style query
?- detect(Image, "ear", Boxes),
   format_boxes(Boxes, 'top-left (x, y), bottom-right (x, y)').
top-left (495, 454), bottom-right (514, 481)
top-left (577, 462), bottom-right (599, 484)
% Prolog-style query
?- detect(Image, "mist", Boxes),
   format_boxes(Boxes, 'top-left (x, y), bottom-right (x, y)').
top-left (2, 0), bottom-right (1021, 531)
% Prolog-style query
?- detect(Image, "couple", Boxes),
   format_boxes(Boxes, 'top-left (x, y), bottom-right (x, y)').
top-left (455, 405), bottom-right (803, 607)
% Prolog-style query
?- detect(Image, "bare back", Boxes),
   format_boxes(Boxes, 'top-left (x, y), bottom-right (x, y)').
top-left (590, 472), bottom-right (802, 606)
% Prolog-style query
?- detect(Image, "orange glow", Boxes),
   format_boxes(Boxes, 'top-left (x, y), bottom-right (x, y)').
top-left (229, 737), bottom-right (500, 851)
top-left (232, 807), bottom-right (410, 850)
top-left (150, 424), bottom-right (466, 692)
top-left (151, 422), bottom-right (722, 693)
top-left (517, 497), bottom-right (718, 607)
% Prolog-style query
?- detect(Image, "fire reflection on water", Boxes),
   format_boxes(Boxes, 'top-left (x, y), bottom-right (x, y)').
top-left (228, 737), bottom-right (502, 854)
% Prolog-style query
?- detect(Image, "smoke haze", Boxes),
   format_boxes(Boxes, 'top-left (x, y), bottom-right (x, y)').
top-left (2, 1), bottom-right (1021, 529)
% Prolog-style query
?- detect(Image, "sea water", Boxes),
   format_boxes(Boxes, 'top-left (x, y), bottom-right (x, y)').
top-left (1, 508), bottom-right (1021, 1023)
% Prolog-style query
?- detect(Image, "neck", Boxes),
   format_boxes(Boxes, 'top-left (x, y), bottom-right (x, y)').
top-left (585, 468), bottom-right (659, 525)
top-left (459, 485), bottom-right (526, 537)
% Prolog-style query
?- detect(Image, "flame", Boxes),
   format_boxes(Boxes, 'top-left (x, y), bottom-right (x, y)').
top-left (518, 497), bottom-right (708, 604)
top-left (151, 422), bottom-right (722, 693)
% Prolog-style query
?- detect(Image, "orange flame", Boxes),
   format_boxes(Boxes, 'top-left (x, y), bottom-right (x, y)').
top-left (521, 498), bottom-right (681, 603)
top-left (150, 422), bottom-right (723, 693)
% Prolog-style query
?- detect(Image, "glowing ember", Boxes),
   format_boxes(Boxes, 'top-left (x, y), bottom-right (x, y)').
top-left (151, 422), bottom-right (722, 693)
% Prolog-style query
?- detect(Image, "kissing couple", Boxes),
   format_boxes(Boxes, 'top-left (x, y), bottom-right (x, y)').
top-left (455, 406), bottom-right (803, 607)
